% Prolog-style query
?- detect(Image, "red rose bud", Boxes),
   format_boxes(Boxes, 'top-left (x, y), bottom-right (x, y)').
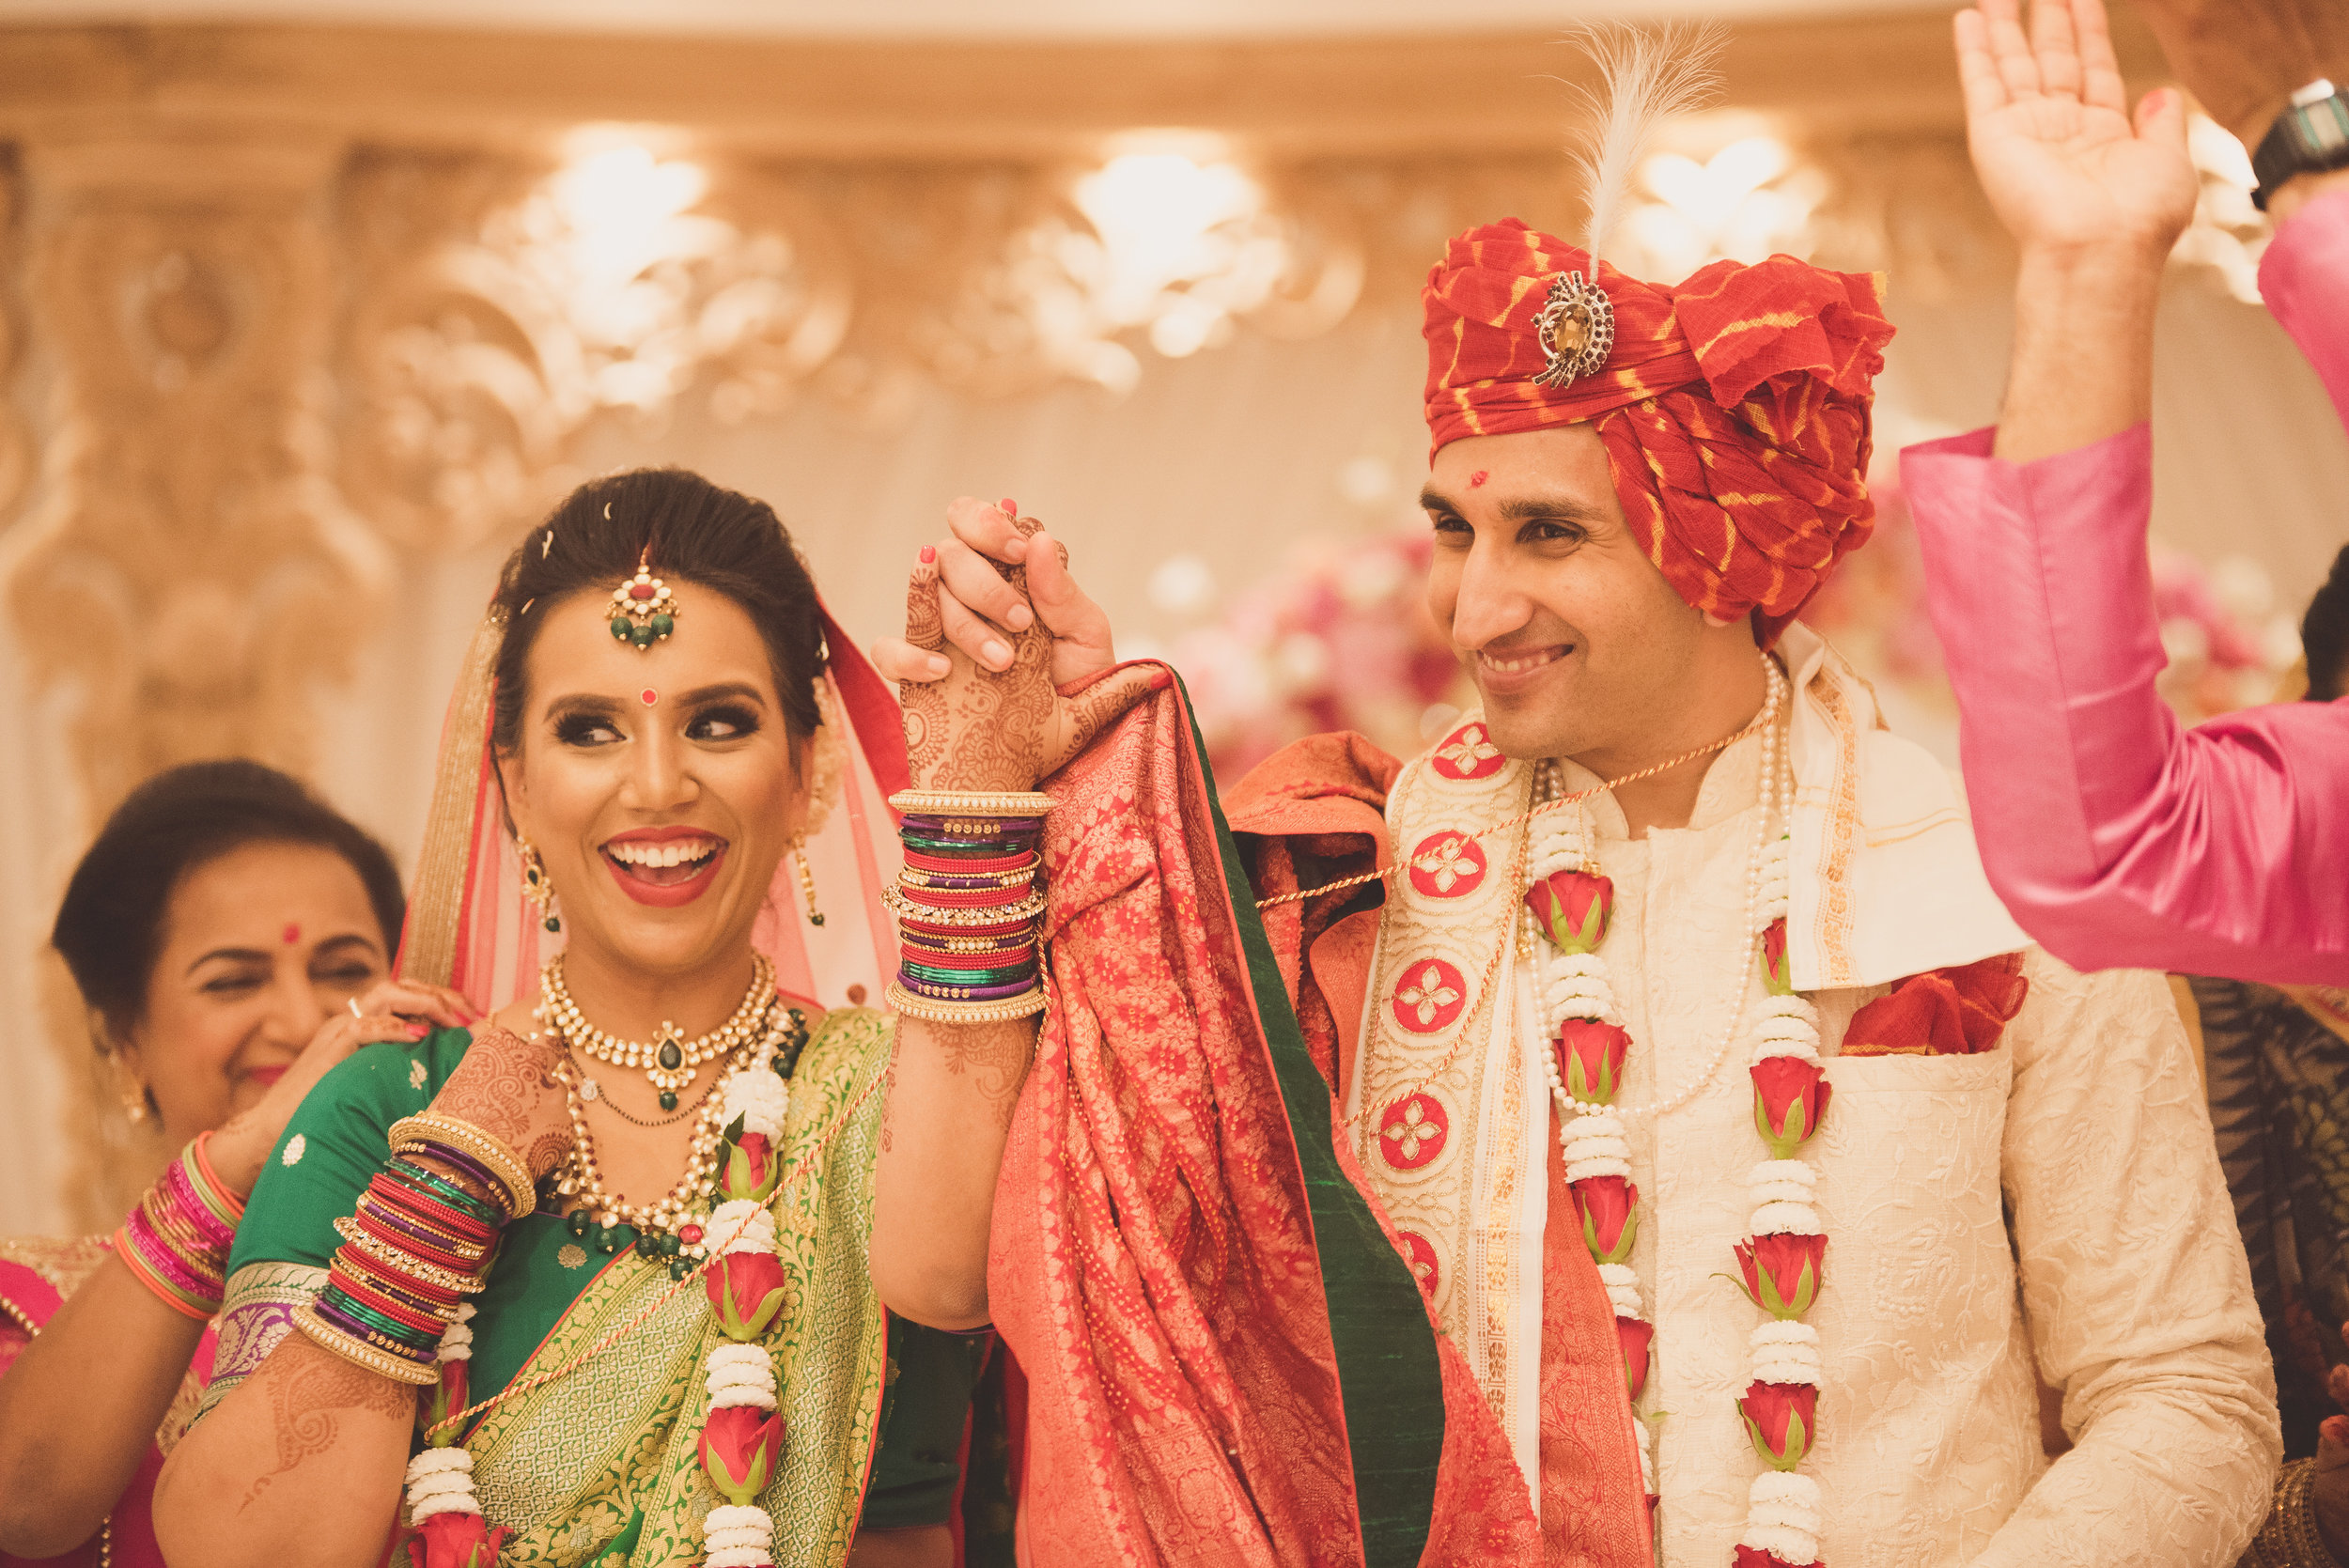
top-left (1555, 1017), bottom-right (1630, 1105)
top-left (1617, 1315), bottom-right (1654, 1402)
top-left (1735, 1231), bottom-right (1827, 1319)
top-left (1750, 1055), bottom-right (1832, 1158)
top-left (419, 1355), bottom-right (471, 1444)
top-left (405, 1510), bottom-right (511, 1568)
top-left (723, 1130), bottom-right (781, 1204)
top-left (1571, 1174), bottom-right (1640, 1265)
top-left (698, 1403), bottom-right (786, 1505)
top-left (1738, 1379), bottom-right (1818, 1471)
top-left (1525, 870), bottom-right (1613, 954)
top-left (1761, 917), bottom-right (1792, 996)
top-left (1734, 1547), bottom-right (1806, 1568)
top-left (704, 1249), bottom-right (788, 1342)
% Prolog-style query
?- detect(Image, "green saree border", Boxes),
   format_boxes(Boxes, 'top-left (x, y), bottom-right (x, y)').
top-left (1174, 675), bottom-right (1443, 1568)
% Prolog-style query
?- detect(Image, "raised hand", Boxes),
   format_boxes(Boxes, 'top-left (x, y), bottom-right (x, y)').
top-left (892, 505), bottom-right (1159, 795)
top-left (1956, 0), bottom-right (2198, 259)
top-left (428, 1020), bottom-right (572, 1182)
top-left (872, 498), bottom-right (1121, 690)
top-left (209, 979), bottom-right (478, 1194)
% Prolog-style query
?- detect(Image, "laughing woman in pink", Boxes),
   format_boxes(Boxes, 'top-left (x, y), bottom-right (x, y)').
top-left (0, 761), bottom-right (471, 1567)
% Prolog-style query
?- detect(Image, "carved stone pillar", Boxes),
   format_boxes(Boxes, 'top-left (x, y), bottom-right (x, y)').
top-left (2, 119), bottom-right (385, 1227)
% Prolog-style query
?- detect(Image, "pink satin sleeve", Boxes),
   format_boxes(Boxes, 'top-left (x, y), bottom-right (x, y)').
top-left (1901, 447), bottom-right (2349, 982)
top-left (2261, 184), bottom-right (2349, 428)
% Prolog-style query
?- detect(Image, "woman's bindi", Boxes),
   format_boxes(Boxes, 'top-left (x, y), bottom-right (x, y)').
top-left (282, 924), bottom-right (301, 945)
top-left (1469, 471), bottom-right (1490, 489)
top-left (640, 688), bottom-right (658, 706)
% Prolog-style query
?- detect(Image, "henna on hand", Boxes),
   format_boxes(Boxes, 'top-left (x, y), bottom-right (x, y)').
top-left (429, 1024), bottom-right (571, 1179)
top-left (897, 518), bottom-right (1157, 796)
top-left (915, 1017), bottom-right (1034, 1132)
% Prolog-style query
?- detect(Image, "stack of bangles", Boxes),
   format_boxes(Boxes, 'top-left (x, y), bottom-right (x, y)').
top-left (293, 1113), bottom-right (535, 1386)
top-left (883, 790), bottom-right (1055, 1024)
top-left (114, 1130), bottom-right (247, 1320)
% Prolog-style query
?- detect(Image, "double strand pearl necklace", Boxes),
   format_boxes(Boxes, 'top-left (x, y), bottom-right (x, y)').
top-left (540, 953), bottom-right (777, 1107)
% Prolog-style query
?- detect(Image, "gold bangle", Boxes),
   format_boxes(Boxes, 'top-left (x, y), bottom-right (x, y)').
top-left (332, 1216), bottom-right (490, 1296)
top-left (386, 1113), bottom-right (537, 1222)
top-left (889, 789), bottom-right (1056, 818)
top-left (2247, 1458), bottom-right (2343, 1568)
top-left (882, 888), bottom-right (1049, 926)
top-left (885, 980), bottom-right (1048, 1025)
top-left (292, 1301), bottom-right (442, 1386)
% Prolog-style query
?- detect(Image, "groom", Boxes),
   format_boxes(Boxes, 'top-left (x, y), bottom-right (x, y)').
top-left (874, 221), bottom-right (2278, 1566)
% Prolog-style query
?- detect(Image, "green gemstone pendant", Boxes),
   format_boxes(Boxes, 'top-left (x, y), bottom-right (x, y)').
top-left (659, 1090), bottom-right (678, 1110)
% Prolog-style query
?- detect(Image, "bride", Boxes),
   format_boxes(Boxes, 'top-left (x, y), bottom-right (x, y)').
top-left (154, 469), bottom-right (1008, 1568)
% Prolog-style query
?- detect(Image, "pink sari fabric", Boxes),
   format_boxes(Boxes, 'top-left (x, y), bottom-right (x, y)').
top-left (991, 686), bottom-right (1646, 1566)
top-left (0, 1251), bottom-right (212, 1568)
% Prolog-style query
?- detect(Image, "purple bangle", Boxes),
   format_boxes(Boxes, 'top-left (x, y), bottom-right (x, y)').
top-left (420, 1145), bottom-right (507, 1210)
top-left (895, 973), bottom-right (1038, 1001)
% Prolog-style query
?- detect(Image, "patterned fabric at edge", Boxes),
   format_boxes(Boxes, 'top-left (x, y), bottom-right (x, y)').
top-left (988, 673), bottom-right (1622, 1566)
top-left (2194, 976), bottom-right (2349, 1461)
top-left (0, 1237), bottom-right (213, 1568)
top-left (1422, 219), bottom-right (1895, 643)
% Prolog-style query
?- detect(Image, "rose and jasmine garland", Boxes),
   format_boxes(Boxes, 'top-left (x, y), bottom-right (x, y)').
top-left (397, 1066), bottom-right (796, 1568)
top-left (1527, 787), bottom-right (1830, 1567)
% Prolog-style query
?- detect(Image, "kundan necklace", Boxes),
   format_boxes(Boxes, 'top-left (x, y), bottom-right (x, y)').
top-left (536, 955), bottom-right (796, 1258)
top-left (540, 952), bottom-right (778, 1109)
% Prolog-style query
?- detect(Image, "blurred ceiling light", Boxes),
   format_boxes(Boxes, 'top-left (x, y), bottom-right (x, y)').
top-left (1621, 133), bottom-right (1824, 279)
top-left (1070, 141), bottom-right (1295, 362)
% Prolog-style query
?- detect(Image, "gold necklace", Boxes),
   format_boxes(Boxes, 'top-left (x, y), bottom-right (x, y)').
top-left (549, 1009), bottom-right (780, 1265)
top-left (537, 953), bottom-right (776, 1109)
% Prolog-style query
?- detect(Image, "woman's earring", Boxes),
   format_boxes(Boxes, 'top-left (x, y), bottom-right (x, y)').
top-left (517, 835), bottom-right (562, 934)
top-left (793, 837), bottom-right (825, 927)
top-left (121, 1079), bottom-right (150, 1125)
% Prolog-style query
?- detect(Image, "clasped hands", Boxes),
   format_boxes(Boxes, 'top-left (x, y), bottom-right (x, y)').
top-left (870, 498), bottom-right (1160, 795)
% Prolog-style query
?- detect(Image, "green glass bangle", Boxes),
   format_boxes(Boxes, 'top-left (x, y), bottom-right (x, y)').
top-left (900, 959), bottom-right (1036, 987)
top-left (387, 1157), bottom-right (506, 1227)
top-left (319, 1288), bottom-right (443, 1355)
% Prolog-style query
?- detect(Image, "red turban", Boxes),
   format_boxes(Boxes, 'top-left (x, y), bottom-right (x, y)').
top-left (1423, 219), bottom-right (1895, 644)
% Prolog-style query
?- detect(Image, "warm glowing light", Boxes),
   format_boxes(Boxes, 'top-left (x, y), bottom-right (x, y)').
top-left (1069, 140), bottom-right (1293, 362)
top-left (1622, 134), bottom-right (1822, 278)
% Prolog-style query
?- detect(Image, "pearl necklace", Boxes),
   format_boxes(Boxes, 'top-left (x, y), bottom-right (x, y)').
top-left (538, 953), bottom-right (777, 1107)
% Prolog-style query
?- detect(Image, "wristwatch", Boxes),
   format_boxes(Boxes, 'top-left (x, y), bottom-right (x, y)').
top-left (2252, 79), bottom-right (2349, 211)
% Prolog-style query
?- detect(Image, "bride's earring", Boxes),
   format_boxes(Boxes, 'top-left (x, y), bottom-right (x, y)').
top-left (793, 836), bottom-right (825, 927)
top-left (120, 1078), bottom-right (151, 1124)
top-left (517, 835), bottom-right (562, 934)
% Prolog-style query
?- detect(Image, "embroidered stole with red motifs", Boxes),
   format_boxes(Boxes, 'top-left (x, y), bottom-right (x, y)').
top-left (1346, 712), bottom-right (1556, 1486)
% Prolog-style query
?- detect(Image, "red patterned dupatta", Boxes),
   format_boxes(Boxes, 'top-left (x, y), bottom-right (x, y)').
top-left (993, 672), bottom-right (1642, 1567)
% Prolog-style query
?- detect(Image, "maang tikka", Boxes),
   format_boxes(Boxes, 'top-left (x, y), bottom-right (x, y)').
top-left (608, 548), bottom-right (679, 651)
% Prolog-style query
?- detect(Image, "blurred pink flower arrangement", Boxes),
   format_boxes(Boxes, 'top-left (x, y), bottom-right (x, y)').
top-left (1165, 529), bottom-right (1464, 782)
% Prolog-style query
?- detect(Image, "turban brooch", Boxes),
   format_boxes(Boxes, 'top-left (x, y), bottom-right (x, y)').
top-left (1422, 217), bottom-right (1895, 644)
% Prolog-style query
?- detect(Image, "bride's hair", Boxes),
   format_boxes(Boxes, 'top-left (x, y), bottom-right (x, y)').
top-left (490, 468), bottom-right (827, 755)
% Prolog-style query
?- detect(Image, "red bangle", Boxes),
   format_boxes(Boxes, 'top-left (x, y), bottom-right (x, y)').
top-left (901, 847), bottom-right (1038, 876)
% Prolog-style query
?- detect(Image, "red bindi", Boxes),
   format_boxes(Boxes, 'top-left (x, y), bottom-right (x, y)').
top-left (640, 688), bottom-right (657, 706)
top-left (282, 924), bottom-right (301, 945)
top-left (1469, 471), bottom-right (1489, 488)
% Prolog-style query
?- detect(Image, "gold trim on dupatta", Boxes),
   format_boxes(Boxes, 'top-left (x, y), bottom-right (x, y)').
top-left (402, 606), bottom-right (508, 989)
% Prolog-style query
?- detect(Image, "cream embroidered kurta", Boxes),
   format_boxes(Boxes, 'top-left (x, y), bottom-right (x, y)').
top-left (1556, 728), bottom-right (2279, 1566)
